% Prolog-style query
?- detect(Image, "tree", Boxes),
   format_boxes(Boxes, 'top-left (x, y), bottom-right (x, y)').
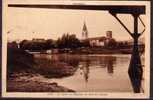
top-left (8, 41), bottom-right (18, 49)
top-left (56, 33), bottom-right (81, 49)
top-left (105, 38), bottom-right (117, 49)
top-left (80, 40), bottom-right (90, 47)
top-left (19, 40), bottom-right (30, 50)
top-left (44, 39), bottom-right (55, 49)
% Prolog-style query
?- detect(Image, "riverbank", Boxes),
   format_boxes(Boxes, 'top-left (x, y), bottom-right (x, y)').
top-left (28, 47), bottom-right (144, 55)
top-left (70, 48), bottom-right (133, 54)
top-left (7, 47), bottom-right (144, 92)
top-left (7, 47), bottom-right (75, 92)
top-left (7, 72), bottom-right (74, 92)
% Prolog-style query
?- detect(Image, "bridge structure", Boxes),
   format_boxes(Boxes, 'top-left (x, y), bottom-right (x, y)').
top-left (8, 3), bottom-right (146, 93)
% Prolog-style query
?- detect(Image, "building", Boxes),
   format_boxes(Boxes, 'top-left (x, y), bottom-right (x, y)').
top-left (81, 22), bottom-right (116, 47)
top-left (83, 31), bottom-right (116, 47)
top-left (104, 31), bottom-right (116, 46)
top-left (86, 36), bottom-right (106, 47)
top-left (106, 31), bottom-right (112, 39)
top-left (82, 21), bottom-right (88, 39)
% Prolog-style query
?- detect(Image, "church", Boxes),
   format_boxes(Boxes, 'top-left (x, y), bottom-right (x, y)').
top-left (81, 21), bottom-right (116, 47)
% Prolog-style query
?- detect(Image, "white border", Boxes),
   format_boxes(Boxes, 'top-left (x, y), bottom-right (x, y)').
top-left (2, 0), bottom-right (150, 99)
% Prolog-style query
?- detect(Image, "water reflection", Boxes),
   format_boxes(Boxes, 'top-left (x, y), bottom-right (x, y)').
top-left (128, 57), bottom-right (143, 93)
top-left (35, 54), bottom-right (117, 80)
top-left (34, 54), bottom-right (140, 92)
top-left (104, 56), bottom-right (116, 74)
top-left (79, 58), bottom-right (90, 83)
top-left (128, 73), bottom-right (142, 93)
top-left (128, 51), bottom-right (144, 93)
top-left (78, 56), bottom-right (116, 83)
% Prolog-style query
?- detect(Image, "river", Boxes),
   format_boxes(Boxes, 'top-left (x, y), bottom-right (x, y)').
top-left (33, 54), bottom-right (144, 92)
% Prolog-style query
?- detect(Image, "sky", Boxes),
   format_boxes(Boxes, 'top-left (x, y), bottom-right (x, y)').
top-left (6, 0), bottom-right (146, 41)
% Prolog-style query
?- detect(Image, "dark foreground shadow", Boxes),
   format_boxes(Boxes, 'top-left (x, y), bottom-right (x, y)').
top-left (128, 53), bottom-right (143, 93)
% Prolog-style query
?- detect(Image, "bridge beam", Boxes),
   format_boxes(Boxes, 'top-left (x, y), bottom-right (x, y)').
top-left (128, 13), bottom-right (143, 93)
top-left (110, 11), bottom-right (143, 93)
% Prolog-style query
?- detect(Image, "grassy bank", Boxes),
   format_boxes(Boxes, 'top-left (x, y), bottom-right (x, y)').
top-left (7, 47), bottom-right (78, 78)
top-left (34, 57), bottom-right (78, 78)
top-left (7, 47), bottom-right (75, 92)
top-left (7, 73), bottom-right (74, 92)
top-left (7, 47), bottom-right (36, 77)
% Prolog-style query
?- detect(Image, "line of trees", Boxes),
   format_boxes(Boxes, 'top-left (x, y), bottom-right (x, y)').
top-left (56, 34), bottom-right (82, 49)
top-left (14, 33), bottom-right (90, 51)
top-left (8, 33), bottom-right (132, 51)
top-left (19, 39), bottom-right (56, 51)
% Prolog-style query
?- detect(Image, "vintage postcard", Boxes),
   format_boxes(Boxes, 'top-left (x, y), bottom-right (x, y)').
top-left (2, 0), bottom-right (150, 99)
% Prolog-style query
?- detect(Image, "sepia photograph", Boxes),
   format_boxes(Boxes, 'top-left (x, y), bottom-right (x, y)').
top-left (2, 0), bottom-right (150, 98)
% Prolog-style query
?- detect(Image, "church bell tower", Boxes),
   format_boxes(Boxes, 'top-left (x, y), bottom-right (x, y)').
top-left (82, 21), bottom-right (88, 39)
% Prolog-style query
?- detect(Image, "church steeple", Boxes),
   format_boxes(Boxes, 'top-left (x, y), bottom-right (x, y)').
top-left (82, 21), bottom-right (88, 39)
